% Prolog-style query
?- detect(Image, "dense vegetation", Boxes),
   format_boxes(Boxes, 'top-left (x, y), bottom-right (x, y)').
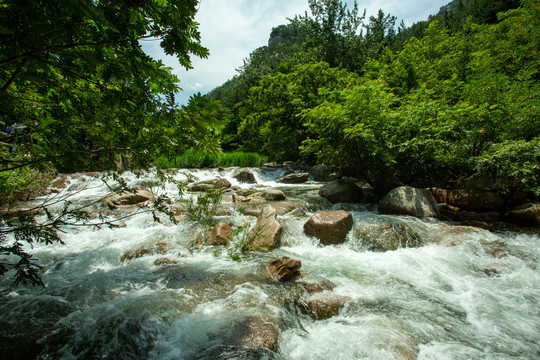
top-left (0, 0), bottom-right (221, 284)
top-left (209, 0), bottom-right (539, 198)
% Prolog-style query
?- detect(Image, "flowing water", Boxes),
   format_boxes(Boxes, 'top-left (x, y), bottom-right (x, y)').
top-left (1, 168), bottom-right (539, 359)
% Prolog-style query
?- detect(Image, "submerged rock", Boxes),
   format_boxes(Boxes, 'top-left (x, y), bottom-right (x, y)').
top-left (319, 180), bottom-right (363, 204)
top-left (121, 241), bottom-right (171, 261)
top-left (355, 223), bottom-right (423, 252)
top-left (304, 210), bottom-right (353, 245)
top-left (266, 257), bottom-right (302, 282)
top-left (378, 186), bottom-right (439, 218)
top-left (295, 275), bottom-right (336, 295)
top-left (298, 292), bottom-right (349, 320)
top-left (247, 205), bottom-right (283, 252)
top-left (276, 172), bottom-right (309, 184)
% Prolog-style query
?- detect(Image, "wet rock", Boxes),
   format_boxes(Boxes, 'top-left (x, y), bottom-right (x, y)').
top-left (266, 257), bottom-right (302, 282)
top-left (304, 210), bottom-right (353, 245)
top-left (298, 292), bottom-right (349, 320)
top-left (276, 172), bottom-right (309, 184)
top-left (355, 223), bottom-right (423, 252)
top-left (430, 188), bottom-right (505, 211)
top-left (309, 164), bottom-right (338, 182)
top-left (209, 222), bottom-right (233, 246)
top-left (247, 205), bottom-right (283, 252)
top-left (233, 315), bottom-right (280, 351)
top-left (236, 188), bottom-right (258, 197)
top-left (52, 177), bottom-right (70, 189)
top-left (103, 185), bottom-right (156, 209)
top-left (153, 257), bottom-right (180, 265)
top-left (121, 241), bottom-right (171, 261)
top-left (238, 201), bottom-right (296, 217)
top-left (169, 206), bottom-right (187, 222)
top-left (263, 189), bottom-right (286, 201)
top-left (193, 345), bottom-right (279, 360)
top-left (190, 178), bottom-right (231, 191)
top-left (379, 186), bottom-right (439, 218)
top-left (295, 275), bottom-right (336, 295)
top-left (234, 169), bottom-right (257, 184)
top-left (319, 180), bottom-right (363, 204)
top-left (504, 203), bottom-right (540, 227)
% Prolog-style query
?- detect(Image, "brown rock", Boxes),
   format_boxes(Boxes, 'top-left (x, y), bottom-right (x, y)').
top-left (121, 241), bottom-right (171, 261)
top-left (266, 257), bottom-right (302, 282)
top-left (247, 205), bottom-right (283, 252)
top-left (228, 315), bottom-right (280, 352)
top-left (103, 186), bottom-right (156, 209)
top-left (504, 203), bottom-right (540, 227)
top-left (295, 275), bottom-right (336, 295)
top-left (153, 257), bottom-right (180, 265)
top-left (209, 222), bottom-right (233, 246)
top-left (299, 292), bottom-right (349, 320)
top-left (52, 178), bottom-right (70, 189)
top-left (304, 210), bottom-right (353, 245)
top-left (263, 189), bottom-right (286, 201)
top-left (431, 188), bottom-right (505, 211)
top-left (234, 169), bottom-right (257, 184)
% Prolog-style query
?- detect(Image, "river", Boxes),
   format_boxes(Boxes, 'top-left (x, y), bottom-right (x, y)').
top-left (1, 167), bottom-right (539, 359)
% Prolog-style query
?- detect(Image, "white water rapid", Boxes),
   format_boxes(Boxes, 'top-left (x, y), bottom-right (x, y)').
top-left (1, 167), bottom-right (539, 359)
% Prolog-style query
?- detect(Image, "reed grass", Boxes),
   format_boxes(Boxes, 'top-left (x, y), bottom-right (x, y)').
top-left (154, 150), bottom-right (268, 169)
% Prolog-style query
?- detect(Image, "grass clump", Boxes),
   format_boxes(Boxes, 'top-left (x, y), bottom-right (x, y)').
top-left (155, 150), bottom-right (268, 169)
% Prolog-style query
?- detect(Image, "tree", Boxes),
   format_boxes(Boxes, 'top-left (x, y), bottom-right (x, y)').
top-left (0, 0), bottom-right (215, 285)
top-left (292, 0), bottom-right (366, 71)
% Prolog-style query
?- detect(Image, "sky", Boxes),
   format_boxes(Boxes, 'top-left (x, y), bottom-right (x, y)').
top-left (141, 0), bottom-right (450, 105)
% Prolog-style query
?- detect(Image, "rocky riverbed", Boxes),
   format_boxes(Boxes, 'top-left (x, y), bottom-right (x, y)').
top-left (0, 165), bottom-right (539, 359)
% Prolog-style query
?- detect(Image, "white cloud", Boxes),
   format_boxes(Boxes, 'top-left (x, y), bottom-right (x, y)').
top-left (142, 0), bottom-right (449, 105)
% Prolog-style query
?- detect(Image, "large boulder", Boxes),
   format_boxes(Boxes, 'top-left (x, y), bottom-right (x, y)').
top-left (103, 185), bottom-right (156, 209)
top-left (355, 223), bottom-right (423, 252)
top-left (266, 257), bottom-right (302, 282)
top-left (190, 178), bottom-right (231, 192)
top-left (504, 203), bottom-right (540, 227)
top-left (430, 188), bottom-right (505, 211)
top-left (234, 169), bottom-right (257, 184)
top-left (276, 172), bottom-right (309, 184)
top-left (309, 164), bottom-right (338, 182)
top-left (247, 205), bottom-right (283, 252)
top-left (319, 180), bottom-right (363, 204)
top-left (378, 186), bottom-right (439, 218)
top-left (209, 222), bottom-right (233, 246)
top-left (304, 210), bottom-right (353, 245)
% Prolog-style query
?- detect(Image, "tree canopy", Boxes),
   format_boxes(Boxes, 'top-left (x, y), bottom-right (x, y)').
top-left (210, 0), bottom-right (539, 198)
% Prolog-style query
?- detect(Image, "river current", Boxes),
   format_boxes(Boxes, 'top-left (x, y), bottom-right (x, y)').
top-left (0, 167), bottom-right (539, 359)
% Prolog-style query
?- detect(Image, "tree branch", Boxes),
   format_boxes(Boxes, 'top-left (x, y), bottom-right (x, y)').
top-left (0, 33), bottom-right (162, 68)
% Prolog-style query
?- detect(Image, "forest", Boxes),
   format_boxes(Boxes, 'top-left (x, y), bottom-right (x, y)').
top-left (209, 0), bottom-right (539, 198)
